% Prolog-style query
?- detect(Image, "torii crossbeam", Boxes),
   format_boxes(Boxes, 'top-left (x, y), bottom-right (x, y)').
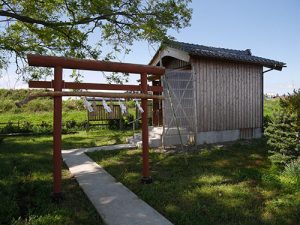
top-left (24, 54), bottom-right (165, 201)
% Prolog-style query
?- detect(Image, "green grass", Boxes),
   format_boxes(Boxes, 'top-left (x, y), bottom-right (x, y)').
top-left (0, 130), bottom-right (133, 225)
top-left (264, 99), bottom-right (281, 117)
top-left (0, 111), bottom-right (87, 125)
top-left (89, 140), bottom-right (300, 225)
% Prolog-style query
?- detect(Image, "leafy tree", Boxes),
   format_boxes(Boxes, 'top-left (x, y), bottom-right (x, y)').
top-left (0, 0), bottom-right (192, 81)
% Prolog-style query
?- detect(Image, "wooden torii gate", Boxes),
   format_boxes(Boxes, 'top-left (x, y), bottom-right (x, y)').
top-left (21, 54), bottom-right (165, 200)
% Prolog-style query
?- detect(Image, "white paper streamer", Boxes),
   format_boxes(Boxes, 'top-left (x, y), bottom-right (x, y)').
top-left (134, 99), bottom-right (144, 113)
top-left (102, 99), bottom-right (112, 113)
top-left (119, 100), bottom-right (127, 115)
top-left (82, 97), bottom-right (94, 112)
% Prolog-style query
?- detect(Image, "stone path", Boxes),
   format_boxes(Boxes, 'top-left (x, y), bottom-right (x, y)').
top-left (62, 144), bottom-right (173, 225)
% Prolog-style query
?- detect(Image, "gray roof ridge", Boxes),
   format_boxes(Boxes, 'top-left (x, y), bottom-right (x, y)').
top-left (165, 40), bottom-right (251, 56)
top-left (163, 40), bottom-right (286, 70)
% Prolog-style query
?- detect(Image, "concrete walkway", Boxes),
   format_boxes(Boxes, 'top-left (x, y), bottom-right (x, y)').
top-left (62, 144), bottom-right (173, 225)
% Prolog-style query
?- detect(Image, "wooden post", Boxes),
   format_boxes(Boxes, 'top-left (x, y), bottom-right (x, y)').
top-left (141, 73), bottom-right (152, 183)
top-left (152, 80), bottom-right (162, 126)
top-left (52, 66), bottom-right (63, 201)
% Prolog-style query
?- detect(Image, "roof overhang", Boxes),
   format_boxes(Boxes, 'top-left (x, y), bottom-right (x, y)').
top-left (149, 47), bottom-right (190, 66)
top-left (189, 54), bottom-right (286, 71)
top-left (150, 41), bottom-right (286, 71)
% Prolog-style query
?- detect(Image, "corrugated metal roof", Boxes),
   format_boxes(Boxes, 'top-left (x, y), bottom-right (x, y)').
top-left (163, 40), bottom-right (286, 70)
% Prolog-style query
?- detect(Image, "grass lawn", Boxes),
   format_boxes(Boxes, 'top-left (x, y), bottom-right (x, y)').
top-left (0, 97), bottom-right (295, 225)
top-left (89, 139), bottom-right (300, 225)
top-left (0, 130), bottom-right (133, 225)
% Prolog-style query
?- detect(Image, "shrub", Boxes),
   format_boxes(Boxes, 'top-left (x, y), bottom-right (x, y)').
top-left (20, 121), bottom-right (33, 133)
top-left (125, 113), bottom-right (134, 123)
top-left (262, 171), bottom-right (281, 189)
top-left (0, 119), bottom-right (89, 135)
top-left (65, 120), bottom-right (77, 129)
top-left (25, 99), bottom-right (53, 112)
top-left (0, 89), bottom-right (87, 113)
top-left (268, 152), bottom-right (292, 165)
top-left (40, 121), bottom-right (50, 128)
top-left (263, 114), bottom-right (272, 129)
top-left (1, 122), bottom-right (18, 133)
top-left (78, 120), bottom-right (89, 130)
top-left (262, 159), bottom-right (300, 190)
top-left (63, 99), bottom-right (85, 111)
top-left (281, 158), bottom-right (300, 184)
top-left (265, 111), bottom-right (300, 165)
top-left (123, 114), bottom-right (134, 129)
top-left (126, 100), bottom-right (135, 108)
top-left (33, 121), bottom-right (52, 134)
top-left (0, 99), bottom-right (15, 112)
top-left (280, 89), bottom-right (300, 130)
top-left (108, 119), bottom-right (123, 130)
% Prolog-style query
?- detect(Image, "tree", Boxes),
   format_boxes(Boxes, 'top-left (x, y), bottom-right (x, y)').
top-left (265, 111), bottom-right (299, 165)
top-left (280, 89), bottom-right (300, 132)
top-left (265, 91), bottom-right (300, 165)
top-left (0, 0), bottom-right (192, 81)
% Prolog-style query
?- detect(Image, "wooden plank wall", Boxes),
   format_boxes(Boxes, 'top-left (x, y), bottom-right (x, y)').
top-left (192, 58), bottom-right (263, 132)
top-left (163, 57), bottom-right (190, 70)
top-left (88, 105), bottom-right (122, 121)
top-left (89, 103), bottom-right (152, 122)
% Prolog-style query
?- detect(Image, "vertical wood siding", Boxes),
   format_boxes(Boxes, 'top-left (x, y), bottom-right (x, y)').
top-left (163, 58), bottom-right (190, 69)
top-left (192, 58), bottom-right (263, 132)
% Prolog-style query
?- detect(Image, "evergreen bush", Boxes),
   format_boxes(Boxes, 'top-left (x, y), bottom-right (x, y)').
top-left (280, 89), bottom-right (300, 132)
top-left (265, 111), bottom-right (300, 165)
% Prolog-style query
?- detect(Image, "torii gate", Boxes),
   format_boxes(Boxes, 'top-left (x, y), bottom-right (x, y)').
top-left (18, 54), bottom-right (165, 200)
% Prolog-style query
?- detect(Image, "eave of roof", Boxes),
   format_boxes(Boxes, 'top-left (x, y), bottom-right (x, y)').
top-left (152, 40), bottom-right (286, 71)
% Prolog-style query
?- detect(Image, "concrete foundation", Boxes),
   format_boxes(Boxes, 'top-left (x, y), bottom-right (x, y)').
top-left (162, 134), bottom-right (189, 146)
top-left (197, 128), bottom-right (262, 145)
top-left (196, 130), bottom-right (240, 144)
top-left (253, 128), bottom-right (262, 139)
top-left (127, 127), bottom-right (262, 147)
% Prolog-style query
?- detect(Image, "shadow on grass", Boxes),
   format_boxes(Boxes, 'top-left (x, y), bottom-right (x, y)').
top-left (0, 135), bottom-right (104, 225)
top-left (62, 131), bottom-right (130, 149)
top-left (89, 139), bottom-right (299, 225)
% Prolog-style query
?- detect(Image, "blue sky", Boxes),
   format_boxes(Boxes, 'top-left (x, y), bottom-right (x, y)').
top-left (1, 0), bottom-right (299, 94)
